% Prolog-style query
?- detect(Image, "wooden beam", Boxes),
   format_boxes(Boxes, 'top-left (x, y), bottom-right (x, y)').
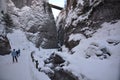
top-left (49, 3), bottom-right (63, 10)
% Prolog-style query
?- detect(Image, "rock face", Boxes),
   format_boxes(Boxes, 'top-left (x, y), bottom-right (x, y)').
top-left (44, 53), bottom-right (65, 66)
top-left (0, 24), bottom-right (11, 55)
top-left (56, 0), bottom-right (120, 50)
top-left (11, 0), bottom-right (32, 8)
top-left (0, 0), bottom-right (58, 50)
top-left (51, 69), bottom-right (78, 80)
top-left (32, 52), bottom-right (77, 80)
top-left (6, 0), bottom-right (58, 48)
top-left (0, 35), bottom-right (11, 55)
top-left (31, 51), bottom-right (90, 80)
top-left (0, 0), bottom-right (11, 55)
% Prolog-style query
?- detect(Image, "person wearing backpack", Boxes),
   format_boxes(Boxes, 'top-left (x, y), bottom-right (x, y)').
top-left (16, 49), bottom-right (20, 57)
top-left (11, 49), bottom-right (18, 63)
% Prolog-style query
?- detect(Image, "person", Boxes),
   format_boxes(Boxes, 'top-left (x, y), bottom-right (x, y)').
top-left (11, 49), bottom-right (18, 63)
top-left (16, 49), bottom-right (20, 57)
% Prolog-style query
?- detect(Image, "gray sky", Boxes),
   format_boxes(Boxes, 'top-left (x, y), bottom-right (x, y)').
top-left (49, 0), bottom-right (65, 19)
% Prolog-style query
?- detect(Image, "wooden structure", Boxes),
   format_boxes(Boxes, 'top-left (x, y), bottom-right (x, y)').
top-left (49, 3), bottom-right (63, 10)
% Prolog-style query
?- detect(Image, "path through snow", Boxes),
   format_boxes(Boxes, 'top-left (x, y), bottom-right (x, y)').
top-left (0, 30), bottom-right (33, 80)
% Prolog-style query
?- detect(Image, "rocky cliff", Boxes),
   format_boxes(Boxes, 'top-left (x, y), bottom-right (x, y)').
top-left (0, 0), bottom-right (58, 55)
top-left (56, 0), bottom-right (120, 50)
top-left (0, 23), bottom-right (11, 55)
top-left (7, 0), bottom-right (58, 48)
top-left (11, 0), bottom-right (32, 8)
top-left (0, 0), bottom-right (11, 55)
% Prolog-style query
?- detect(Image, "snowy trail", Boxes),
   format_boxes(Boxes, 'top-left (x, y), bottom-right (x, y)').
top-left (0, 54), bottom-right (32, 80)
top-left (0, 30), bottom-right (33, 80)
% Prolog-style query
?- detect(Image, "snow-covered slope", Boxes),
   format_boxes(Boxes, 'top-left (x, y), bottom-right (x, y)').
top-left (0, 30), bottom-right (33, 80)
top-left (64, 20), bottom-right (120, 80)
top-left (0, 29), bottom-right (51, 80)
top-left (0, 21), bottom-right (119, 80)
top-left (32, 20), bottom-right (120, 80)
top-left (55, 0), bottom-right (120, 80)
top-left (0, 0), bottom-right (120, 80)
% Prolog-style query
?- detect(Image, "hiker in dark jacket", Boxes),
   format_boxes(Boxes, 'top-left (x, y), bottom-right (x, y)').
top-left (11, 49), bottom-right (18, 63)
top-left (16, 49), bottom-right (20, 57)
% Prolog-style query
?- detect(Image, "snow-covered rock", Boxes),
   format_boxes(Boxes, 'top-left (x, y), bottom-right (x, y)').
top-left (57, 0), bottom-right (120, 50)
top-left (55, 0), bottom-right (120, 80)
top-left (0, 34), bottom-right (11, 55)
top-left (6, 0), bottom-right (58, 48)
top-left (0, 21), bottom-right (11, 55)
top-left (0, 0), bottom-right (120, 80)
top-left (11, 0), bottom-right (33, 8)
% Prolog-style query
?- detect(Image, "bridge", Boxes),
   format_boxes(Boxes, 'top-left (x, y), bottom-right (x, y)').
top-left (49, 3), bottom-right (63, 10)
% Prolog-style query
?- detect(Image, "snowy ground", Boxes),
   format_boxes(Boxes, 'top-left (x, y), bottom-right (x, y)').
top-left (0, 30), bottom-right (50, 80)
top-left (34, 21), bottom-right (120, 80)
top-left (0, 30), bottom-right (32, 80)
top-left (0, 51), bottom-right (32, 80)
top-left (0, 21), bottom-right (120, 80)
top-left (64, 21), bottom-right (120, 80)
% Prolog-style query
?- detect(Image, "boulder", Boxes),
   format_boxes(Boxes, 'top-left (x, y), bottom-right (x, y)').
top-left (51, 69), bottom-right (79, 80)
top-left (0, 35), bottom-right (11, 55)
top-left (45, 53), bottom-right (65, 65)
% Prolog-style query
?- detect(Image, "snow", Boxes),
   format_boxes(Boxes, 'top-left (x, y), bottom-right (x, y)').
top-left (78, 0), bottom-right (84, 5)
top-left (0, 1), bottom-right (120, 79)
top-left (0, 29), bottom-right (51, 80)
top-left (21, 6), bottom-right (31, 12)
top-left (0, 21), bottom-right (120, 80)
top-left (25, 20), bottom-right (120, 80)
top-left (66, 10), bottom-right (78, 27)
top-left (94, 21), bottom-right (120, 38)
top-left (69, 33), bottom-right (86, 41)
top-left (0, 30), bottom-right (32, 80)
top-left (72, 8), bottom-right (93, 27)
top-left (64, 56), bottom-right (120, 80)
top-left (56, 10), bottom-right (66, 29)
top-left (65, 21), bottom-right (120, 80)
top-left (65, 0), bottom-right (104, 28)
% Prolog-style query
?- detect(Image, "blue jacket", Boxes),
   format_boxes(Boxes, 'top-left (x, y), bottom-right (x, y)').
top-left (11, 50), bottom-right (17, 57)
